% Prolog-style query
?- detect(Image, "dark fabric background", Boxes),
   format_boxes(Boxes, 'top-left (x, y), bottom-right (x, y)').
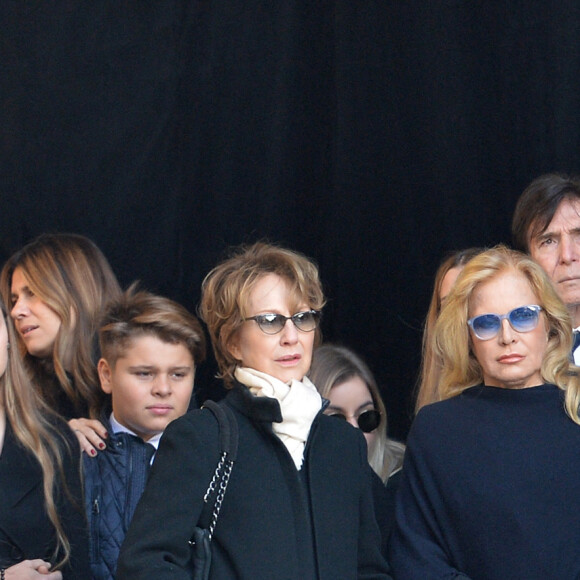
top-left (2, 2), bottom-right (580, 440)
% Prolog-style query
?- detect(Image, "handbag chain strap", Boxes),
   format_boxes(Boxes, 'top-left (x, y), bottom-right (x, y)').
top-left (193, 400), bottom-right (238, 543)
top-left (203, 450), bottom-right (234, 540)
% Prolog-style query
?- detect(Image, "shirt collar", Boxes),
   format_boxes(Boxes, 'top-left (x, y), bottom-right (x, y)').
top-left (109, 413), bottom-right (162, 450)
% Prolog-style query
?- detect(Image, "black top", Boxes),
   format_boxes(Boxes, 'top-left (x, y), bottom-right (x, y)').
top-left (389, 383), bottom-right (580, 580)
top-left (0, 420), bottom-right (90, 578)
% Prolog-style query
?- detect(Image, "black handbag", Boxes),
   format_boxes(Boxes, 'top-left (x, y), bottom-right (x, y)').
top-left (188, 401), bottom-right (238, 580)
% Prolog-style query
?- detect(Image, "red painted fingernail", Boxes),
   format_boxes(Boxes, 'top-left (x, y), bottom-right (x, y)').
top-left (99, 443), bottom-right (106, 450)
top-left (90, 449), bottom-right (96, 456)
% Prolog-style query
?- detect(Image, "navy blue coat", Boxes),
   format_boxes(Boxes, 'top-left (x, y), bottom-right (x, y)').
top-left (83, 419), bottom-right (155, 580)
top-left (117, 382), bottom-right (391, 579)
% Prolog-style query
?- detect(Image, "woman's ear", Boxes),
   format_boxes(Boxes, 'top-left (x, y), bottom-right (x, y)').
top-left (227, 334), bottom-right (242, 362)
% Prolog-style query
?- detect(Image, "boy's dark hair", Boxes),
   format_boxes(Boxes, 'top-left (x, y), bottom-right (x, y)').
top-left (99, 284), bottom-right (206, 368)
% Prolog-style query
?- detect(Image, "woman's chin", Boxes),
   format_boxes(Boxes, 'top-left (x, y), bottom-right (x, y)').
top-left (270, 369), bottom-right (307, 384)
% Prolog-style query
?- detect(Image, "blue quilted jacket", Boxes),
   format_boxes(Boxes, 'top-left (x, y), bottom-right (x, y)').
top-left (83, 421), bottom-right (155, 580)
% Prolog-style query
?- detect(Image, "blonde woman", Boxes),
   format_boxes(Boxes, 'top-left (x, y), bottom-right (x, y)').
top-left (309, 344), bottom-right (405, 551)
top-left (309, 344), bottom-right (404, 484)
top-left (390, 246), bottom-right (580, 579)
top-left (415, 248), bottom-right (483, 412)
top-left (0, 297), bottom-right (90, 578)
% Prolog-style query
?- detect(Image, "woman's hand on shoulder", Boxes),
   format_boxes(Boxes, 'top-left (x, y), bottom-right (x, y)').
top-left (4, 559), bottom-right (63, 578)
top-left (68, 417), bottom-right (108, 457)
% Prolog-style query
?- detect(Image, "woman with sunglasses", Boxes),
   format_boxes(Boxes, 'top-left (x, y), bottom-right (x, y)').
top-left (309, 344), bottom-right (405, 550)
top-left (389, 245), bottom-right (580, 579)
top-left (117, 242), bottom-right (390, 579)
top-left (309, 345), bottom-right (404, 482)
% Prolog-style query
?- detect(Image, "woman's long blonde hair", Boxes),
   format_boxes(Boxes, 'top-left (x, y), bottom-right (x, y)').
top-left (0, 233), bottom-right (121, 417)
top-left (434, 245), bottom-right (580, 424)
top-left (0, 299), bottom-right (73, 568)
top-left (415, 248), bottom-right (484, 412)
top-left (309, 344), bottom-right (405, 483)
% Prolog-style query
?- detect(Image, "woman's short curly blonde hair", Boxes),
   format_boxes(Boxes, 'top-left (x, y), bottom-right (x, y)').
top-left (200, 242), bottom-right (325, 387)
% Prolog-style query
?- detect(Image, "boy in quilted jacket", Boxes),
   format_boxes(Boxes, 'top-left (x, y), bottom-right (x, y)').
top-left (82, 285), bottom-right (205, 580)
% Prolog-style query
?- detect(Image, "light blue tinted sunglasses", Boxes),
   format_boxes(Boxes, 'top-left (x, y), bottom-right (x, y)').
top-left (467, 305), bottom-right (542, 340)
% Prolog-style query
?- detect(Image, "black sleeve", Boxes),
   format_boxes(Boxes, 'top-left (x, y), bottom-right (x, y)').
top-left (57, 427), bottom-right (91, 579)
top-left (117, 410), bottom-right (219, 580)
top-left (355, 433), bottom-right (394, 580)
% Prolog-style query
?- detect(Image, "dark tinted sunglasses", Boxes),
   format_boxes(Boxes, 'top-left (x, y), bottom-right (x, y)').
top-left (244, 309), bottom-right (320, 335)
top-left (328, 409), bottom-right (381, 433)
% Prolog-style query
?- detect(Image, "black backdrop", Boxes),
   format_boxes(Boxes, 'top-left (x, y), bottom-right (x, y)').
top-left (2, 2), bottom-right (580, 440)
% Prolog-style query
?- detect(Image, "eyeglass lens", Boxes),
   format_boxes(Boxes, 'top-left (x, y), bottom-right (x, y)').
top-left (468, 305), bottom-right (541, 340)
top-left (328, 409), bottom-right (381, 433)
top-left (250, 310), bottom-right (319, 334)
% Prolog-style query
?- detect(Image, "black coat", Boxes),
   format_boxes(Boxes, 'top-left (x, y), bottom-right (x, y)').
top-left (117, 383), bottom-right (391, 579)
top-left (0, 420), bottom-right (91, 579)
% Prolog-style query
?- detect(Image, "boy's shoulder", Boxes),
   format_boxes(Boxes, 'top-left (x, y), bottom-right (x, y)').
top-left (83, 429), bottom-right (154, 478)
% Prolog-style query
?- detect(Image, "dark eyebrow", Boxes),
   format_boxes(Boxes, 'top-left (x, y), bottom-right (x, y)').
top-left (326, 401), bottom-right (374, 414)
top-left (536, 230), bottom-right (559, 242)
top-left (10, 285), bottom-right (30, 300)
top-left (536, 227), bottom-right (580, 242)
top-left (128, 365), bottom-right (192, 372)
top-left (11, 283), bottom-right (28, 293)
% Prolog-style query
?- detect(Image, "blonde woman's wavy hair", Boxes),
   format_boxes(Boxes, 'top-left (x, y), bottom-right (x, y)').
top-left (415, 248), bottom-right (484, 413)
top-left (0, 233), bottom-right (121, 417)
top-left (200, 242), bottom-right (325, 388)
top-left (434, 245), bottom-right (580, 424)
top-left (309, 344), bottom-right (405, 483)
top-left (0, 299), bottom-right (73, 569)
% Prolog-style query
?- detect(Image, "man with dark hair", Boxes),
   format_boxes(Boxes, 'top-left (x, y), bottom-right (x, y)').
top-left (512, 173), bottom-right (580, 361)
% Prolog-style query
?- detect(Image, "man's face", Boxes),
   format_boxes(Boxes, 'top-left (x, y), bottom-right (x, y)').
top-left (529, 198), bottom-right (580, 312)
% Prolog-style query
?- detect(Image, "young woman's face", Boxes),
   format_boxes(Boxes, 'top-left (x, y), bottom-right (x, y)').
top-left (228, 273), bottom-right (315, 383)
top-left (10, 267), bottom-right (62, 359)
top-left (468, 270), bottom-right (548, 390)
top-left (325, 376), bottom-right (379, 448)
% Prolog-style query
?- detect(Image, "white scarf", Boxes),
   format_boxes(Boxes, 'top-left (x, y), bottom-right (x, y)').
top-left (234, 366), bottom-right (322, 470)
